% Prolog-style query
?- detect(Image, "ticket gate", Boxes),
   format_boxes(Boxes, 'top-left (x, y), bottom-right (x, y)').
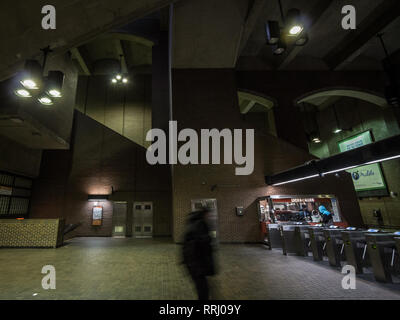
top-left (366, 232), bottom-right (400, 283)
top-left (396, 238), bottom-right (400, 254)
top-left (265, 224), bottom-right (283, 249)
top-left (324, 227), bottom-right (346, 267)
top-left (308, 226), bottom-right (326, 261)
top-left (342, 229), bottom-right (380, 274)
top-left (294, 225), bottom-right (313, 257)
top-left (281, 224), bottom-right (302, 255)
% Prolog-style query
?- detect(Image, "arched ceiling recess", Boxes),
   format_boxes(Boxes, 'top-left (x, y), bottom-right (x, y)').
top-left (238, 90), bottom-right (275, 114)
top-left (296, 88), bottom-right (388, 109)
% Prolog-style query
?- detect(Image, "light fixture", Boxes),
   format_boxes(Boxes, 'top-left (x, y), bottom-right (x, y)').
top-left (111, 78), bottom-right (117, 84)
top-left (14, 88), bottom-right (32, 98)
top-left (266, 134), bottom-right (400, 186)
top-left (333, 129), bottom-right (342, 134)
top-left (88, 195), bottom-right (109, 202)
top-left (272, 174), bottom-right (319, 186)
top-left (122, 78), bottom-right (128, 84)
top-left (266, 21), bottom-right (280, 45)
top-left (273, 38), bottom-right (287, 55)
top-left (286, 8), bottom-right (304, 36)
top-left (19, 60), bottom-right (42, 90)
top-left (14, 46), bottom-right (65, 105)
top-left (116, 74), bottom-right (122, 80)
top-left (46, 71), bottom-right (64, 98)
top-left (38, 94), bottom-right (53, 106)
top-left (295, 31), bottom-right (308, 46)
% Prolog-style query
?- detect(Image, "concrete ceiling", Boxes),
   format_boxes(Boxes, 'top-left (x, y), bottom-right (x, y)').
top-left (0, 0), bottom-right (177, 81)
top-left (237, 0), bottom-right (400, 70)
top-left (172, 0), bottom-right (249, 68)
top-left (71, 32), bottom-right (154, 76)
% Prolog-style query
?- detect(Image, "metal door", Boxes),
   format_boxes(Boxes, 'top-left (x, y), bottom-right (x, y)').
top-left (133, 202), bottom-right (153, 238)
top-left (112, 202), bottom-right (127, 237)
top-left (191, 199), bottom-right (218, 242)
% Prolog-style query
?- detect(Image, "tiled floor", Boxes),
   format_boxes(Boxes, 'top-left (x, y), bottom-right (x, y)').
top-left (0, 237), bottom-right (400, 300)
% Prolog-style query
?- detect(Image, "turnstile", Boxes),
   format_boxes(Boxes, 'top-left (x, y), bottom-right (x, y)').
top-left (266, 224), bottom-right (283, 249)
top-left (294, 225), bottom-right (313, 257)
top-left (280, 224), bottom-right (299, 255)
top-left (342, 229), bottom-right (380, 274)
top-left (308, 227), bottom-right (326, 261)
top-left (324, 227), bottom-right (346, 267)
top-left (366, 232), bottom-right (400, 283)
top-left (396, 237), bottom-right (400, 255)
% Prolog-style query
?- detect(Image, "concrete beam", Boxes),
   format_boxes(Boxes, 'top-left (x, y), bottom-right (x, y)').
top-left (100, 33), bottom-right (155, 47)
top-left (71, 47), bottom-right (91, 76)
top-left (324, 0), bottom-right (400, 70)
top-left (240, 100), bottom-right (257, 114)
top-left (276, 0), bottom-right (334, 70)
top-left (236, 0), bottom-right (267, 65)
top-left (114, 40), bottom-right (129, 73)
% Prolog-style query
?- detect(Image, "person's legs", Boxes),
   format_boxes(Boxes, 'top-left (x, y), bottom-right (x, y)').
top-left (192, 275), bottom-right (209, 300)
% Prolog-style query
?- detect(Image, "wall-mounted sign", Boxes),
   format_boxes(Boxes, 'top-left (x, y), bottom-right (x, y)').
top-left (338, 131), bottom-right (387, 194)
top-left (92, 206), bottom-right (103, 226)
top-left (0, 186), bottom-right (12, 196)
top-left (291, 198), bottom-right (315, 203)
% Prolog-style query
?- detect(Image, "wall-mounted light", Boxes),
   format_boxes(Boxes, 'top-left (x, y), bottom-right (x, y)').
top-left (88, 195), bottom-right (110, 202)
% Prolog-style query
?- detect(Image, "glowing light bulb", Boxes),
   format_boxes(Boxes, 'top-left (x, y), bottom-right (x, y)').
top-left (21, 79), bottom-right (38, 90)
top-left (48, 89), bottom-right (62, 98)
top-left (15, 89), bottom-right (31, 97)
top-left (289, 25), bottom-right (303, 35)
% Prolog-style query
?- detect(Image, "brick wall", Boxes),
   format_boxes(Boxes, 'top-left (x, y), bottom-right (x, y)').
top-left (171, 69), bottom-right (363, 243)
top-left (30, 111), bottom-right (172, 237)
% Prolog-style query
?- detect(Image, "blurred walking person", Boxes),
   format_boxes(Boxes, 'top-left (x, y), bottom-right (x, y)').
top-left (182, 209), bottom-right (215, 300)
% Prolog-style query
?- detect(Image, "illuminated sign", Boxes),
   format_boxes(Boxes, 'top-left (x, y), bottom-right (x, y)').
top-left (290, 198), bottom-right (315, 203)
top-left (92, 206), bottom-right (103, 226)
top-left (338, 131), bottom-right (387, 192)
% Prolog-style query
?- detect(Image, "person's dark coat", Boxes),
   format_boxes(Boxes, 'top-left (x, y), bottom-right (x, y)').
top-left (182, 211), bottom-right (215, 277)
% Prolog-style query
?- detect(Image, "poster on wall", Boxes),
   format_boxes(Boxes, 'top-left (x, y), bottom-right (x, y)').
top-left (92, 206), bottom-right (103, 226)
top-left (338, 131), bottom-right (388, 197)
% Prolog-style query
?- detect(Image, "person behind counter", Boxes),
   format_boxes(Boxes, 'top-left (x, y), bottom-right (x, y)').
top-left (319, 205), bottom-right (333, 225)
top-left (297, 204), bottom-right (311, 221)
top-left (311, 210), bottom-right (322, 223)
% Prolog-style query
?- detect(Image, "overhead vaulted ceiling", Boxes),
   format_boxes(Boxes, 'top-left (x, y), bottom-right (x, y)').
top-left (237, 0), bottom-right (400, 71)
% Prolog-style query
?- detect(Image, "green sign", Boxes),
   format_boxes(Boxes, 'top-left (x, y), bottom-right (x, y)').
top-left (338, 131), bottom-right (386, 191)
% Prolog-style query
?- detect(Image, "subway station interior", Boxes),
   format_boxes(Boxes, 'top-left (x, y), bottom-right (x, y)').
top-left (1, 0), bottom-right (400, 301)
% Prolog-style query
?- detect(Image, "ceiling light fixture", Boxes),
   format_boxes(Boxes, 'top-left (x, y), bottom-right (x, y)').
top-left (286, 8), bottom-right (304, 36)
top-left (265, 1), bottom-right (309, 54)
top-left (46, 71), bottom-right (64, 98)
top-left (14, 89), bottom-right (32, 98)
top-left (14, 46), bottom-right (65, 105)
top-left (38, 94), bottom-right (53, 106)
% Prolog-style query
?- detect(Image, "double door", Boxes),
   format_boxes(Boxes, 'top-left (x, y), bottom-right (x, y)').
top-left (133, 202), bottom-right (153, 238)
